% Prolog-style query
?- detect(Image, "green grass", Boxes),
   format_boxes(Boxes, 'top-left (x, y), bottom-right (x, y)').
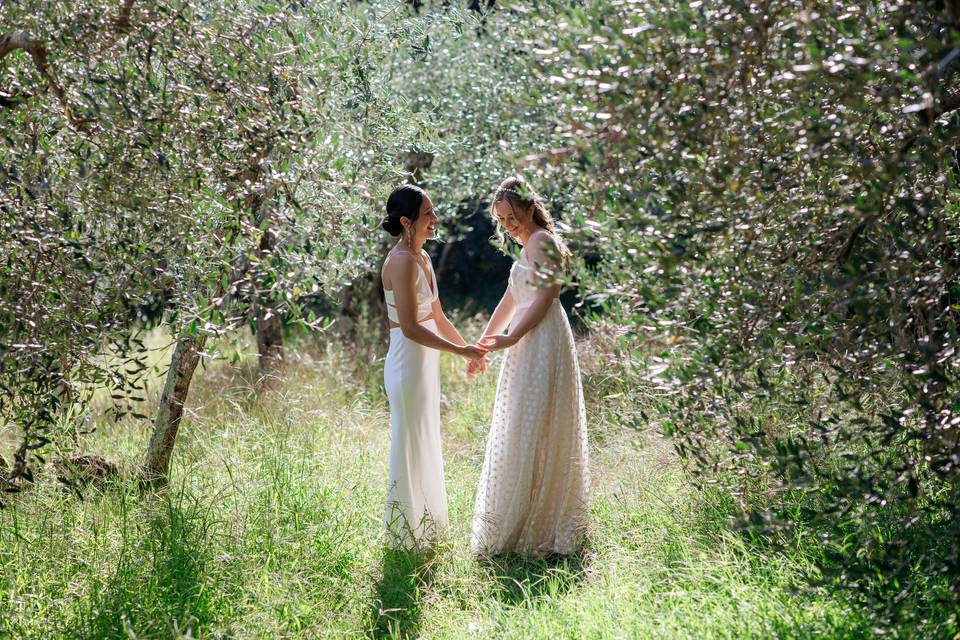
top-left (0, 328), bottom-right (947, 638)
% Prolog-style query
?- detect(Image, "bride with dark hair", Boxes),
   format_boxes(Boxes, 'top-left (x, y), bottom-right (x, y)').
top-left (379, 184), bottom-right (488, 548)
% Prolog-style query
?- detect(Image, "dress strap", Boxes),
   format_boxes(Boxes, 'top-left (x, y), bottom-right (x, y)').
top-left (383, 289), bottom-right (400, 323)
top-left (383, 251), bottom-right (436, 324)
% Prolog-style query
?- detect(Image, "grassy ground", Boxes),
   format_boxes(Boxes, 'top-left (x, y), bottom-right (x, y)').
top-left (0, 326), bottom-right (921, 639)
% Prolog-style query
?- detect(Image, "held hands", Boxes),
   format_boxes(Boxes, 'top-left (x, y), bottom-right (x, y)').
top-left (478, 333), bottom-right (519, 352)
top-left (466, 353), bottom-right (492, 380)
top-left (460, 344), bottom-right (489, 381)
top-left (463, 333), bottom-right (517, 381)
top-left (458, 343), bottom-right (489, 361)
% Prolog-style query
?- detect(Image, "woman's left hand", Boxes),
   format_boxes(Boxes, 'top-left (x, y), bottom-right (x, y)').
top-left (466, 354), bottom-right (491, 379)
top-left (479, 333), bottom-right (519, 351)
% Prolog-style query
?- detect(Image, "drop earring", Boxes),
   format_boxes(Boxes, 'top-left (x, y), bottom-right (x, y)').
top-left (404, 226), bottom-right (412, 249)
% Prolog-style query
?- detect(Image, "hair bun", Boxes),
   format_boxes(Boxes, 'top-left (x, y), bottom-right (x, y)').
top-left (383, 184), bottom-right (426, 237)
top-left (381, 215), bottom-right (403, 236)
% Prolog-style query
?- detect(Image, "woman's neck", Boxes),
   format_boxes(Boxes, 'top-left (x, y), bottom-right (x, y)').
top-left (517, 221), bottom-right (541, 245)
top-left (396, 238), bottom-right (425, 254)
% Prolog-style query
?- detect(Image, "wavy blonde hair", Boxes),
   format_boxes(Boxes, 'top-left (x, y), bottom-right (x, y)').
top-left (491, 176), bottom-right (572, 268)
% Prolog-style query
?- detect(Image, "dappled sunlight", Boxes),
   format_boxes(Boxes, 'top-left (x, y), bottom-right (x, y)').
top-left (0, 326), bottom-right (878, 637)
top-left (2, 0), bottom-right (957, 636)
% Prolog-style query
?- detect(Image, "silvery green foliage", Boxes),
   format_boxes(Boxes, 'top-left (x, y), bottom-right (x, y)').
top-left (0, 0), bottom-right (434, 489)
top-left (383, 4), bottom-right (567, 234)
top-left (493, 0), bottom-right (958, 625)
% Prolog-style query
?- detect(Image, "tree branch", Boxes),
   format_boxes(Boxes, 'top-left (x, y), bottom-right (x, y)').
top-left (934, 91), bottom-right (960, 120)
top-left (116, 0), bottom-right (136, 32)
top-left (1, 0), bottom-right (135, 113)
top-left (0, 31), bottom-right (69, 114)
top-left (0, 31), bottom-right (47, 65)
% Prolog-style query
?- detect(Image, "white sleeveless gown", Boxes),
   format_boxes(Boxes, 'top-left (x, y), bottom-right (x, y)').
top-left (383, 258), bottom-right (447, 548)
top-left (471, 246), bottom-right (590, 556)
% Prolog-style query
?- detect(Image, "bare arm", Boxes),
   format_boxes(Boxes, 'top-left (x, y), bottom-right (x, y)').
top-left (427, 267), bottom-right (496, 374)
top-left (481, 231), bottom-right (562, 351)
top-left (426, 253), bottom-right (468, 347)
top-left (433, 302), bottom-right (468, 347)
top-left (384, 253), bottom-right (486, 360)
top-left (481, 288), bottom-right (517, 338)
top-left (465, 288), bottom-right (516, 379)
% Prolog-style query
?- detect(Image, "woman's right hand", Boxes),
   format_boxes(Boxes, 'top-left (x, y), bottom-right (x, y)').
top-left (458, 344), bottom-right (489, 361)
top-left (466, 354), bottom-right (492, 380)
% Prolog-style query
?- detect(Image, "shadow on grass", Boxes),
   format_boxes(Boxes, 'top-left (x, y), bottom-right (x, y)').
top-left (368, 546), bottom-right (438, 639)
top-left (479, 553), bottom-right (587, 606)
top-left (80, 491), bottom-right (221, 639)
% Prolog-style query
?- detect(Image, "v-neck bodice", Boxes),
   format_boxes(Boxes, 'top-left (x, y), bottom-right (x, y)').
top-left (383, 252), bottom-right (438, 323)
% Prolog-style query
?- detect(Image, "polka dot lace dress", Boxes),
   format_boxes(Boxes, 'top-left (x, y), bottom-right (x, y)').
top-left (470, 244), bottom-right (590, 556)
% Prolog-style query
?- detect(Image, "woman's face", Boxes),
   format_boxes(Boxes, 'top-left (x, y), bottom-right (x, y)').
top-left (493, 201), bottom-right (528, 240)
top-left (407, 195), bottom-right (436, 244)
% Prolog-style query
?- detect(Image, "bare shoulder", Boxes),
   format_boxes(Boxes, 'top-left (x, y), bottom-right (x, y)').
top-left (385, 250), bottom-right (416, 269)
top-left (527, 228), bottom-right (556, 250)
top-left (526, 229), bottom-right (559, 263)
top-left (382, 251), bottom-right (417, 283)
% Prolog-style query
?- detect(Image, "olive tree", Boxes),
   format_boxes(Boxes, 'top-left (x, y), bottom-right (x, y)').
top-left (0, 0), bottom-right (435, 486)
top-left (504, 0), bottom-right (959, 623)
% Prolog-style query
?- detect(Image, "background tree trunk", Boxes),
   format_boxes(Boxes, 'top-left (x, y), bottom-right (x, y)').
top-left (255, 304), bottom-right (283, 374)
top-left (142, 333), bottom-right (204, 485)
top-left (253, 193), bottom-right (283, 374)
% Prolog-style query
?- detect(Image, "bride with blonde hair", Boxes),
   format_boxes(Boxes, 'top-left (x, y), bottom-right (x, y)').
top-left (470, 175), bottom-right (590, 556)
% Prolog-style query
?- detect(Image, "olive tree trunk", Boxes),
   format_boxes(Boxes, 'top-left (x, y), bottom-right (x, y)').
top-left (255, 305), bottom-right (283, 373)
top-left (253, 205), bottom-right (282, 374)
top-left (142, 332), bottom-right (204, 485)
top-left (142, 170), bottom-right (277, 484)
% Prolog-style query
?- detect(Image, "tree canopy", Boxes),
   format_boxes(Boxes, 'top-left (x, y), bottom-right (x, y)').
top-left (2, 0), bottom-right (958, 628)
